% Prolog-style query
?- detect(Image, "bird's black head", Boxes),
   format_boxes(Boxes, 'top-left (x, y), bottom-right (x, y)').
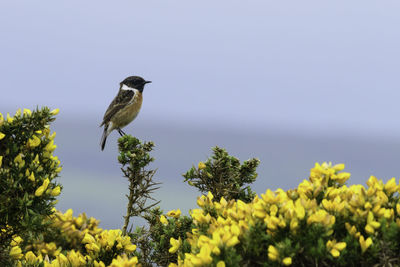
top-left (120, 76), bottom-right (152, 92)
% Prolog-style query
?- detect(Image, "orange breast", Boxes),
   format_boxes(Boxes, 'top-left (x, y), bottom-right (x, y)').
top-left (111, 92), bottom-right (143, 128)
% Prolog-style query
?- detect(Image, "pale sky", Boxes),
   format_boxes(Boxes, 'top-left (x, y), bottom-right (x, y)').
top-left (1, 1), bottom-right (400, 136)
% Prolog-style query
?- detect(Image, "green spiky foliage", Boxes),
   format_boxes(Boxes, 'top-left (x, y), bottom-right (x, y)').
top-left (183, 146), bottom-right (260, 202)
top-left (0, 107), bottom-right (61, 264)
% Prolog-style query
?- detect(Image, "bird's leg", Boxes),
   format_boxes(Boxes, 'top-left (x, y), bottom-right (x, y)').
top-left (117, 128), bottom-right (127, 136)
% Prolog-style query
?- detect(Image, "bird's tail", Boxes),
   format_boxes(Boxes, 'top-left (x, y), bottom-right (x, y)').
top-left (100, 124), bottom-right (109, 151)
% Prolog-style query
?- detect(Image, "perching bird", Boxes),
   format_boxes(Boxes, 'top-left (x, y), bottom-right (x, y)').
top-left (100, 76), bottom-right (151, 150)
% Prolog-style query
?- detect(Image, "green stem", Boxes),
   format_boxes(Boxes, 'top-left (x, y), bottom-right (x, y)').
top-left (122, 168), bottom-right (138, 235)
top-left (122, 188), bottom-right (134, 235)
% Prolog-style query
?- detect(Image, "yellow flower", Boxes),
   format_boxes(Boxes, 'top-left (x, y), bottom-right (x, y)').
top-left (334, 172), bottom-right (351, 184)
top-left (359, 236), bottom-right (373, 253)
top-left (14, 153), bottom-right (25, 168)
top-left (109, 255), bottom-right (138, 267)
top-left (345, 223), bottom-right (357, 236)
top-left (25, 251), bottom-right (38, 264)
top-left (50, 108), bottom-right (60, 115)
top-left (268, 245), bottom-right (279, 261)
top-left (307, 210), bottom-right (335, 227)
top-left (169, 237), bottom-right (182, 253)
top-left (197, 195), bottom-right (207, 207)
top-left (0, 156), bottom-right (2, 168)
top-left (0, 132), bottom-right (5, 140)
top-left (106, 229), bottom-right (120, 247)
top-left (365, 211), bottom-right (380, 234)
top-left (197, 246), bottom-right (213, 265)
top-left (35, 178), bottom-right (50, 197)
top-left (191, 209), bottom-right (211, 224)
top-left (28, 135), bottom-right (41, 148)
top-left (66, 250), bottom-right (88, 266)
top-left (28, 172), bottom-right (35, 182)
top-left (43, 178), bottom-right (50, 187)
top-left (330, 248), bottom-right (340, 258)
top-left (167, 209), bottom-right (181, 218)
top-left (364, 202), bottom-right (372, 210)
top-left (94, 260), bottom-right (106, 267)
top-left (290, 218), bottom-right (299, 231)
top-left (207, 191), bottom-right (214, 201)
top-left (231, 224), bottom-right (240, 236)
top-left (333, 163), bottom-right (345, 171)
top-left (6, 113), bottom-right (13, 123)
top-left (9, 246), bottom-right (23, 259)
top-left (160, 215), bottom-right (168, 225)
top-left (64, 208), bottom-right (73, 218)
top-left (15, 108), bottom-right (21, 117)
top-left (51, 186), bottom-right (61, 196)
top-left (0, 113), bottom-right (3, 126)
top-left (10, 236), bottom-right (23, 246)
top-left (226, 235), bottom-right (239, 247)
top-left (125, 244), bottom-right (137, 253)
top-left (23, 108), bottom-right (32, 116)
top-left (384, 177), bottom-right (398, 194)
top-left (57, 253), bottom-right (68, 264)
top-left (49, 131), bottom-right (56, 140)
top-left (365, 224), bottom-right (374, 234)
top-left (270, 204), bottom-right (278, 216)
top-left (45, 140), bottom-right (57, 152)
top-left (326, 240), bottom-right (346, 258)
top-left (86, 242), bottom-right (101, 252)
top-left (216, 261), bottom-right (226, 267)
top-left (198, 162), bottom-right (206, 170)
top-left (294, 200), bottom-right (305, 219)
top-left (33, 154), bottom-right (40, 164)
top-left (282, 257), bottom-right (292, 266)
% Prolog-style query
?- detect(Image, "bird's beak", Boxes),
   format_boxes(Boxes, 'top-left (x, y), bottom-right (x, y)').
top-left (145, 81), bottom-right (152, 84)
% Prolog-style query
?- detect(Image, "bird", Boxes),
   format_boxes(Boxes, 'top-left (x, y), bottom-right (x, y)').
top-left (100, 76), bottom-right (151, 150)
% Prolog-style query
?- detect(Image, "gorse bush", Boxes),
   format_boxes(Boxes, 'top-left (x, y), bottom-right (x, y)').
top-left (183, 147), bottom-right (259, 203)
top-left (170, 163), bottom-right (400, 266)
top-left (0, 108), bottom-right (62, 262)
top-left (1, 108), bottom-right (141, 266)
top-left (15, 209), bottom-right (138, 266)
top-left (118, 136), bottom-right (160, 235)
top-left (2, 107), bottom-right (400, 267)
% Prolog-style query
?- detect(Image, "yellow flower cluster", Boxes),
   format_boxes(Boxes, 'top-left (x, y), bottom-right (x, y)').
top-left (167, 209), bottom-right (182, 218)
top-left (171, 192), bottom-right (243, 266)
top-left (48, 209), bottom-right (103, 249)
top-left (11, 209), bottom-right (139, 267)
top-left (326, 239), bottom-right (346, 258)
top-left (0, 112), bottom-right (4, 128)
top-left (109, 255), bottom-right (139, 267)
top-left (0, 108), bottom-right (41, 128)
top-left (160, 209), bottom-right (182, 226)
top-left (3, 108), bottom-right (62, 195)
top-left (171, 162), bottom-right (400, 266)
top-left (9, 236), bottom-right (24, 260)
top-left (16, 248), bottom-right (89, 267)
top-left (198, 162), bottom-right (206, 170)
top-left (82, 229), bottom-right (137, 255)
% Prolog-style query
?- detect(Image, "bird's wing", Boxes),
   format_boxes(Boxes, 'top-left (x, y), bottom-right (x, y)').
top-left (100, 89), bottom-right (135, 126)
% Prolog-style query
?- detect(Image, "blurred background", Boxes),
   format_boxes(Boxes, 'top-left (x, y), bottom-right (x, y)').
top-left (1, 1), bottom-right (399, 229)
